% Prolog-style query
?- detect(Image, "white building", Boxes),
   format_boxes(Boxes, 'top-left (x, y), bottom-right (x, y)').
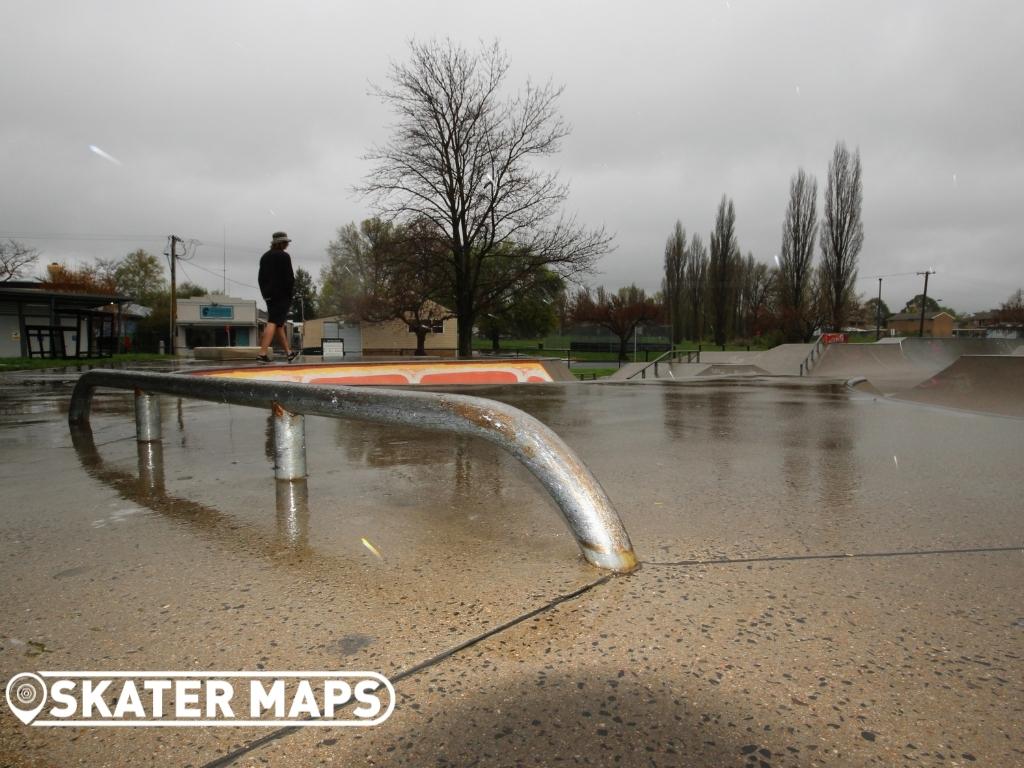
top-left (175, 295), bottom-right (259, 350)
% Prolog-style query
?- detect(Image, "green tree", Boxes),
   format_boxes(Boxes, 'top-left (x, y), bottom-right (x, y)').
top-left (320, 219), bottom-right (397, 321)
top-left (323, 218), bottom-right (453, 355)
top-left (708, 196), bottom-right (739, 345)
top-left (358, 39), bottom-right (610, 357)
top-left (820, 142), bottom-right (864, 331)
top-left (684, 234), bottom-right (708, 341)
top-left (902, 294), bottom-right (940, 314)
top-left (864, 297), bottom-right (891, 328)
top-left (478, 267), bottom-right (563, 350)
top-left (778, 168), bottom-right (818, 342)
top-left (114, 249), bottom-right (166, 304)
top-left (290, 267), bottom-right (318, 321)
top-left (662, 221), bottom-right (688, 345)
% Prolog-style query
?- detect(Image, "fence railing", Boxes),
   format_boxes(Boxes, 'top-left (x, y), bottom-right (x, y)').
top-left (68, 369), bottom-right (637, 573)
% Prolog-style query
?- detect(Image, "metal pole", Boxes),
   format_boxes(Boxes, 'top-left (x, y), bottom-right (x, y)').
top-left (275, 479), bottom-right (309, 548)
top-left (134, 388), bottom-right (161, 442)
top-left (169, 235), bottom-right (179, 356)
top-left (875, 277), bottom-right (883, 341)
top-left (917, 270), bottom-right (932, 337)
top-left (272, 402), bottom-right (307, 481)
top-left (136, 440), bottom-right (165, 498)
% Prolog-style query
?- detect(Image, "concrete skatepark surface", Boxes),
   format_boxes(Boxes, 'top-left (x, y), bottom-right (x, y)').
top-left (1, 361), bottom-right (1022, 766)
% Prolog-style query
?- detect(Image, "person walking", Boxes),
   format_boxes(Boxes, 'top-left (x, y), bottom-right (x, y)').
top-left (257, 231), bottom-right (298, 363)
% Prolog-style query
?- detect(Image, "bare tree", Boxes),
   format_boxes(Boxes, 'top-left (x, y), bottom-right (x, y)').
top-left (744, 260), bottom-right (776, 337)
top-left (661, 221), bottom-right (687, 346)
top-left (997, 288), bottom-right (1024, 326)
top-left (0, 239), bottom-right (39, 282)
top-left (684, 233), bottom-right (708, 341)
top-left (708, 196), bottom-right (739, 346)
top-left (358, 39), bottom-right (610, 357)
top-left (820, 142), bottom-right (864, 331)
top-left (779, 168), bottom-right (818, 341)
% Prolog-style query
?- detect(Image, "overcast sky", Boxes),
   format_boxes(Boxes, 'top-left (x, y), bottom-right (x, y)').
top-left (2, 0), bottom-right (1021, 313)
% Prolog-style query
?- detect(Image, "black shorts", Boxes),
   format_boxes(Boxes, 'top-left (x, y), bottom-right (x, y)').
top-left (266, 298), bottom-right (290, 326)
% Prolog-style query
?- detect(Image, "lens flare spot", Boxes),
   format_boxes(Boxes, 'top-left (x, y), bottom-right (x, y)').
top-left (88, 144), bottom-right (122, 166)
top-left (361, 537), bottom-right (384, 560)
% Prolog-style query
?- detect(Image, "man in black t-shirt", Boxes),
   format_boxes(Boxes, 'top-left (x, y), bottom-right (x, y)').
top-left (256, 231), bottom-right (298, 363)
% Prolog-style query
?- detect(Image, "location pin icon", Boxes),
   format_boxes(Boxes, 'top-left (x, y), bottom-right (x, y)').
top-left (5, 673), bottom-right (48, 725)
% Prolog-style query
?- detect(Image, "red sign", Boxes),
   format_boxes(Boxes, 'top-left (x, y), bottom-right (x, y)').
top-left (821, 333), bottom-right (848, 345)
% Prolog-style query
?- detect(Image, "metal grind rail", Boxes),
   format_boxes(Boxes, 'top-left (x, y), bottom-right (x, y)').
top-left (67, 369), bottom-right (637, 573)
top-left (799, 336), bottom-right (826, 376)
top-left (627, 348), bottom-right (701, 380)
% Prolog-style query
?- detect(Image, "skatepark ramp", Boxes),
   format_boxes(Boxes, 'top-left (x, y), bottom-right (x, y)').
top-left (893, 355), bottom-right (1024, 417)
top-left (810, 338), bottom-right (1023, 395)
top-left (67, 369), bottom-right (637, 572)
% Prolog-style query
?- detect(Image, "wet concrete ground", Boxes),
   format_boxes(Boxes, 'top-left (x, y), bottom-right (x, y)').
top-left (1, 371), bottom-right (1022, 766)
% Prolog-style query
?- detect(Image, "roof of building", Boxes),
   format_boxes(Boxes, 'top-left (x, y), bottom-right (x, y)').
top-left (0, 280), bottom-right (128, 306)
top-left (888, 311), bottom-right (954, 322)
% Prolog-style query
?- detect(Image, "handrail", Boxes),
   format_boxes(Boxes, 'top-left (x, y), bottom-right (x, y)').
top-left (799, 336), bottom-right (826, 376)
top-left (68, 369), bottom-right (637, 572)
top-left (626, 347), bottom-right (700, 380)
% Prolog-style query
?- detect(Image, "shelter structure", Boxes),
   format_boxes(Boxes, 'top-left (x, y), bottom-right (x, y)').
top-left (0, 281), bottom-right (130, 358)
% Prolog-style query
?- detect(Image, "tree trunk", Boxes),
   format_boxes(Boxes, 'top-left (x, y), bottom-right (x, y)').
top-left (415, 329), bottom-right (428, 356)
top-left (455, 245), bottom-right (474, 358)
top-left (490, 328), bottom-right (500, 351)
top-left (618, 335), bottom-right (629, 362)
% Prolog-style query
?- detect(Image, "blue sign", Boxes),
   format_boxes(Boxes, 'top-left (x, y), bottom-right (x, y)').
top-left (200, 305), bottom-right (234, 320)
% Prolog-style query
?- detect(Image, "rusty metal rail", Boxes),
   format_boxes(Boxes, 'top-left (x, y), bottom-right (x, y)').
top-left (68, 369), bottom-right (637, 572)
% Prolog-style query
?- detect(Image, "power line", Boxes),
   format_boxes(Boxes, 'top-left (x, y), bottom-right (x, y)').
top-left (0, 232), bottom-right (166, 243)
top-left (0, 232), bottom-right (263, 255)
top-left (857, 271), bottom-right (920, 280)
top-left (184, 258), bottom-right (259, 290)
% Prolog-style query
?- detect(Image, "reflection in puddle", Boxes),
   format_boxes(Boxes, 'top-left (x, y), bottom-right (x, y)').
top-left (70, 424), bottom-right (312, 559)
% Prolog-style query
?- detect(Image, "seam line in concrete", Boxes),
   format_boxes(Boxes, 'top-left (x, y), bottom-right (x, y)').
top-left (642, 545), bottom-right (1023, 568)
top-left (199, 573), bottom-right (614, 768)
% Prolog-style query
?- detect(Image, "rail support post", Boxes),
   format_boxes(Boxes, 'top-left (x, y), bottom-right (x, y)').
top-left (272, 402), bottom-right (307, 480)
top-left (134, 389), bottom-right (161, 443)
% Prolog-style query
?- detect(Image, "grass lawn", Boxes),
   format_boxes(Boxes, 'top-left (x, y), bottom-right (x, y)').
top-left (572, 367), bottom-right (619, 380)
top-left (0, 353), bottom-right (174, 372)
top-left (473, 336), bottom-right (772, 364)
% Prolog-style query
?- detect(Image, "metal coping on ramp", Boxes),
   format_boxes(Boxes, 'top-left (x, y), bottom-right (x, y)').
top-left (67, 369), bottom-right (637, 572)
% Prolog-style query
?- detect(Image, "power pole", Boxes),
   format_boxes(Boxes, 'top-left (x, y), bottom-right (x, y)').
top-left (169, 235), bottom-right (181, 355)
top-left (875, 277), bottom-right (883, 341)
top-left (916, 270), bottom-right (934, 338)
